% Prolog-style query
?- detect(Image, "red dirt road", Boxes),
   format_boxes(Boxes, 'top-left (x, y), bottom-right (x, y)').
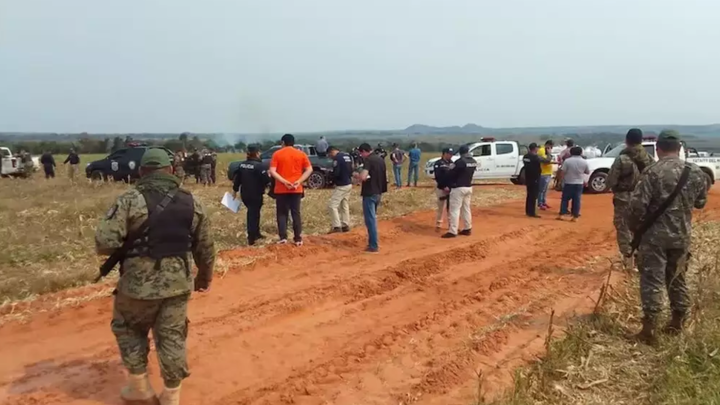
top-left (1, 188), bottom-right (718, 405)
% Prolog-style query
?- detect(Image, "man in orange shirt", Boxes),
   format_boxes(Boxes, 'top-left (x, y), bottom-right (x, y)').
top-left (269, 134), bottom-right (313, 246)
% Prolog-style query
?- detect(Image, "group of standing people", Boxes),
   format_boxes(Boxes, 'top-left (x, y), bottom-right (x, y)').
top-left (174, 149), bottom-right (217, 186)
top-left (389, 143), bottom-right (422, 188)
top-left (232, 135), bottom-right (389, 252)
top-left (36, 149), bottom-right (81, 180)
top-left (523, 141), bottom-right (589, 220)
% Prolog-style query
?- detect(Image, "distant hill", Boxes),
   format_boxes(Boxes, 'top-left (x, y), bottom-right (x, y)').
top-left (402, 123), bottom-right (720, 137)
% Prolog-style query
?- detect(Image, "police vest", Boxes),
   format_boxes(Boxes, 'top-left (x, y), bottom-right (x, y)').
top-left (127, 189), bottom-right (194, 265)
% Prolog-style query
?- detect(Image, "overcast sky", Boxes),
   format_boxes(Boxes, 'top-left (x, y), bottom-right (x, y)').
top-left (1, 0), bottom-right (718, 133)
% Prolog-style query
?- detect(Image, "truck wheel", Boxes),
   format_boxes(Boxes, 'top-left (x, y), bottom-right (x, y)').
top-left (307, 171), bottom-right (326, 189)
top-left (588, 172), bottom-right (608, 194)
top-left (703, 170), bottom-right (713, 190)
top-left (90, 170), bottom-right (106, 182)
top-left (513, 168), bottom-right (526, 185)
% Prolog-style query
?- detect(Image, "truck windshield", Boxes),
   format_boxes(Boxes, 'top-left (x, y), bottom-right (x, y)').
top-left (604, 144), bottom-right (656, 158)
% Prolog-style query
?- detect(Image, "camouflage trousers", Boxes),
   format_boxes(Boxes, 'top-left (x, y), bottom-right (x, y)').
top-left (613, 195), bottom-right (633, 257)
top-left (111, 292), bottom-right (190, 388)
top-left (199, 164), bottom-right (212, 185)
top-left (638, 243), bottom-right (691, 321)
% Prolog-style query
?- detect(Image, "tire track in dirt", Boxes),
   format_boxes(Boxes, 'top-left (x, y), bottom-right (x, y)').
top-left (1, 188), bottom-right (719, 405)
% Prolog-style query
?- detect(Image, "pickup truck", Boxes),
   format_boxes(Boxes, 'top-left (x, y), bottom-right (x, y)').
top-left (227, 144), bottom-right (334, 189)
top-left (0, 147), bottom-right (40, 177)
top-left (425, 138), bottom-right (556, 184)
top-left (86, 145), bottom-right (175, 182)
top-left (584, 138), bottom-right (719, 193)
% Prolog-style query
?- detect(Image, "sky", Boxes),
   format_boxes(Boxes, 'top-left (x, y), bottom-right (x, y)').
top-left (1, 0), bottom-right (719, 133)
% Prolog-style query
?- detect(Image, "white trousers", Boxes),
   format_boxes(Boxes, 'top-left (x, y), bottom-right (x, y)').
top-left (448, 187), bottom-right (472, 235)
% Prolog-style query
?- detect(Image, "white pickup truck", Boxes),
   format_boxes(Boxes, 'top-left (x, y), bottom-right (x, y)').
top-left (424, 138), bottom-right (556, 184)
top-left (585, 139), bottom-right (719, 193)
top-left (1, 147), bottom-right (40, 177)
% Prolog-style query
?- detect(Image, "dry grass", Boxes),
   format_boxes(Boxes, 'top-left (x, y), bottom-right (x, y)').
top-left (491, 220), bottom-right (720, 405)
top-left (0, 152), bottom-right (523, 305)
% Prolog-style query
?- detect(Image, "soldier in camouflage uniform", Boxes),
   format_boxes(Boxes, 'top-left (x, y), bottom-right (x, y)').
top-left (95, 148), bottom-right (215, 405)
top-left (199, 149), bottom-right (213, 186)
top-left (173, 150), bottom-right (186, 181)
top-left (606, 128), bottom-right (653, 270)
top-left (20, 150), bottom-right (34, 178)
top-left (628, 130), bottom-right (707, 345)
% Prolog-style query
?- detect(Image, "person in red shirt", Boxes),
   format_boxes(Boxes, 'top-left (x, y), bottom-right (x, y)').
top-left (269, 134), bottom-right (313, 246)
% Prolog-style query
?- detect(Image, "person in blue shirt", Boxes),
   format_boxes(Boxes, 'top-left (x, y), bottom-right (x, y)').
top-left (327, 146), bottom-right (353, 233)
top-left (407, 143), bottom-right (422, 187)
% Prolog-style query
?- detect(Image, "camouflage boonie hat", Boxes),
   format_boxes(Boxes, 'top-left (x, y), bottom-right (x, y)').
top-left (141, 148), bottom-right (171, 168)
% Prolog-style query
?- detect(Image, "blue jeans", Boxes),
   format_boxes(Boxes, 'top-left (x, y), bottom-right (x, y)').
top-left (363, 195), bottom-right (382, 249)
top-left (393, 165), bottom-right (402, 187)
top-left (538, 175), bottom-right (551, 206)
top-left (560, 184), bottom-right (583, 217)
top-left (407, 163), bottom-right (419, 186)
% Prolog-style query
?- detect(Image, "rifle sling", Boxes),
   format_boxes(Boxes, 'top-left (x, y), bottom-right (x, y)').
top-left (630, 165), bottom-right (691, 253)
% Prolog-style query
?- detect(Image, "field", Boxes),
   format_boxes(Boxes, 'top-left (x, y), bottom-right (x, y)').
top-left (1, 153), bottom-right (719, 405)
top-left (0, 152), bottom-right (520, 304)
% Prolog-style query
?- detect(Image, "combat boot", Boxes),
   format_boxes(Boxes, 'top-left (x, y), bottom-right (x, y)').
top-left (159, 384), bottom-right (181, 405)
top-left (662, 311), bottom-right (686, 335)
top-left (120, 373), bottom-right (159, 404)
top-left (630, 318), bottom-right (658, 346)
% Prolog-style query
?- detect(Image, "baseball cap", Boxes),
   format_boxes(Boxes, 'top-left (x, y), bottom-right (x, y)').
top-left (442, 147), bottom-right (454, 154)
top-left (458, 145), bottom-right (470, 154)
top-left (658, 129), bottom-right (681, 142)
top-left (247, 144), bottom-right (260, 153)
top-left (327, 145), bottom-right (339, 152)
top-left (358, 143), bottom-right (372, 152)
top-left (141, 148), bottom-right (171, 168)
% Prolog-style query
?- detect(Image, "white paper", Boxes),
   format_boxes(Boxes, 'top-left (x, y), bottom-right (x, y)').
top-left (221, 192), bottom-right (241, 213)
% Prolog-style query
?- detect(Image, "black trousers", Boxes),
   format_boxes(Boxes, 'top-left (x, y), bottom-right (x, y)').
top-left (43, 165), bottom-right (55, 179)
top-left (525, 179), bottom-right (539, 216)
top-left (276, 193), bottom-right (302, 242)
top-left (242, 198), bottom-right (263, 243)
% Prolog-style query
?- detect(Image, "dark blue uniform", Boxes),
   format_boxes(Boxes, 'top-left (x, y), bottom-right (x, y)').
top-left (232, 157), bottom-right (269, 244)
top-left (333, 152), bottom-right (353, 186)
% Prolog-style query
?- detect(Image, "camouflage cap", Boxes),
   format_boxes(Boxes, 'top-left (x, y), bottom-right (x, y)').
top-left (141, 148), bottom-right (171, 168)
top-left (658, 129), bottom-right (681, 142)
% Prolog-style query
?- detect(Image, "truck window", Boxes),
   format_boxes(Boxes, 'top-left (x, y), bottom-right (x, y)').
top-left (643, 145), bottom-right (656, 158)
top-left (495, 143), bottom-right (514, 155)
top-left (0, 149), bottom-right (9, 158)
top-left (471, 145), bottom-right (492, 157)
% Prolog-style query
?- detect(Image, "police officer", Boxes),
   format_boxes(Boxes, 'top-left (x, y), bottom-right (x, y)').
top-left (232, 145), bottom-right (270, 245)
top-left (95, 149), bottom-right (215, 405)
top-left (442, 145), bottom-right (477, 238)
top-left (606, 128), bottom-right (653, 270)
top-left (523, 143), bottom-right (543, 218)
top-left (40, 150), bottom-right (56, 179)
top-left (628, 130), bottom-right (707, 345)
top-left (327, 145), bottom-right (353, 233)
top-left (433, 147), bottom-right (454, 230)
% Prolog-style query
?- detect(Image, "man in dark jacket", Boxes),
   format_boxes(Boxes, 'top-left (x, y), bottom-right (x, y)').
top-left (327, 145), bottom-right (353, 233)
top-left (442, 145), bottom-right (478, 238)
top-left (63, 149), bottom-right (80, 181)
top-left (40, 151), bottom-right (56, 179)
top-left (523, 143), bottom-right (542, 218)
top-left (232, 145), bottom-right (270, 245)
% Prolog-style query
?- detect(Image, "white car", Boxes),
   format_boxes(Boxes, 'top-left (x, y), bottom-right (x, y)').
top-left (584, 140), bottom-right (718, 193)
top-left (425, 138), bottom-right (558, 184)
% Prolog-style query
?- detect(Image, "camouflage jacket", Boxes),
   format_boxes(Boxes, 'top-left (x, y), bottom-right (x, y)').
top-left (629, 157), bottom-right (708, 249)
top-left (606, 145), bottom-right (653, 199)
top-left (95, 172), bottom-right (215, 299)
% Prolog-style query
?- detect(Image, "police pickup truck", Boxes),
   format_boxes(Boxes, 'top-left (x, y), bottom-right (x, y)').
top-left (584, 137), bottom-right (719, 193)
top-left (0, 147), bottom-right (40, 177)
top-left (425, 138), bottom-right (553, 185)
top-left (227, 144), bottom-right (334, 189)
top-left (86, 144), bottom-right (175, 182)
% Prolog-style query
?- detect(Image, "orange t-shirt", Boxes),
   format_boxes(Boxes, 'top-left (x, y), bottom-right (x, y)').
top-left (270, 147), bottom-right (312, 194)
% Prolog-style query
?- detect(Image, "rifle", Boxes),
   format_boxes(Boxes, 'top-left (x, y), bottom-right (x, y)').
top-left (628, 165), bottom-right (691, 257)
top-left (95, 189), bottom-right (178, 282)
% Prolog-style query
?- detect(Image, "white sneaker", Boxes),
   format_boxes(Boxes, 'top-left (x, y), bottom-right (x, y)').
top-left (277, 239), bottom-right (288, 245)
